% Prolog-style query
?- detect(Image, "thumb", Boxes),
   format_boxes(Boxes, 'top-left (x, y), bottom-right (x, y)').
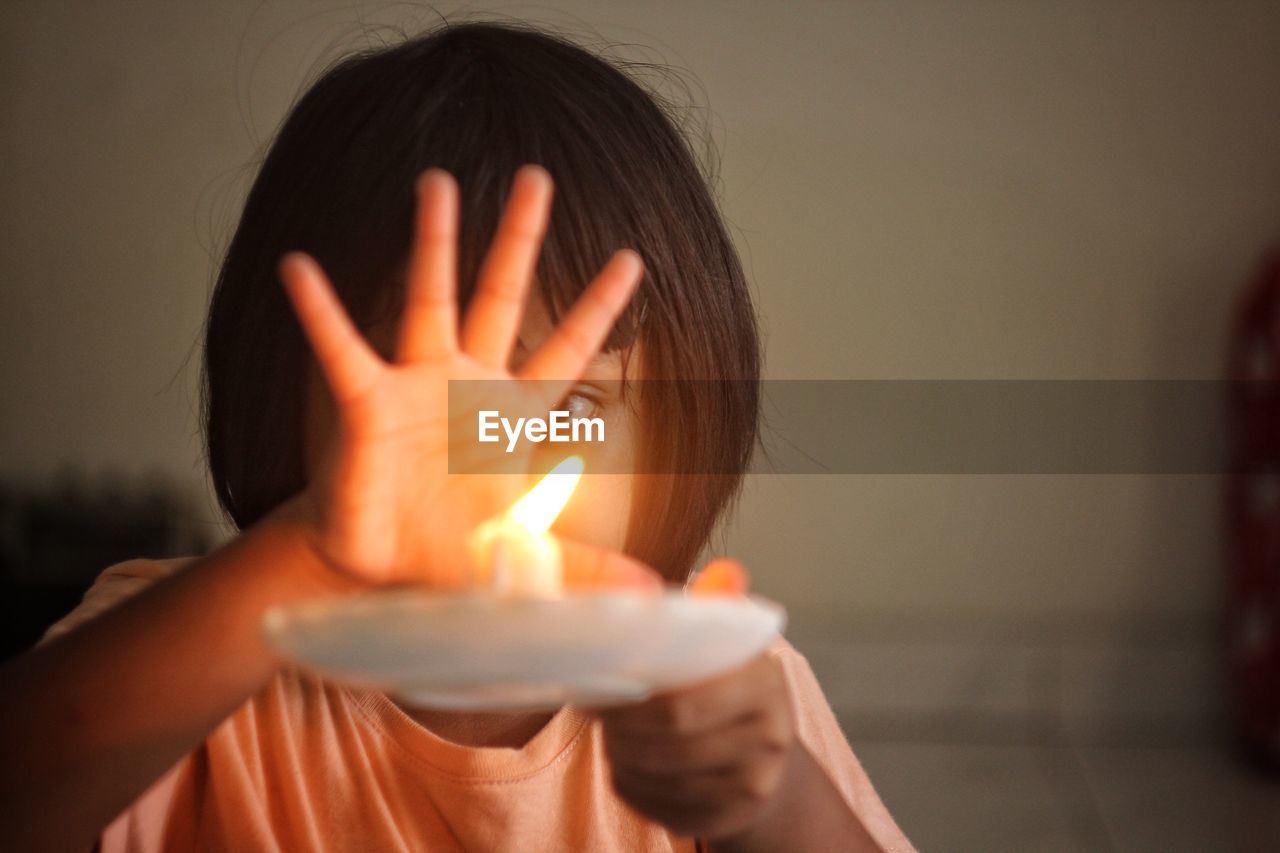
top-left (687, 557), bottom-right (750, 596)
top-left (556, 536), bottom-right (664, 592)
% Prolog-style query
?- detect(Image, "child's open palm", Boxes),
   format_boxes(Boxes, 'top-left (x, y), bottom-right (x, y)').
top-left (277, 165), bottom-right (655, 591)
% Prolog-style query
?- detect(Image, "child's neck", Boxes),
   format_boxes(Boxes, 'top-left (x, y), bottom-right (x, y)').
top-left (394, 704), bottom-right (557, 749)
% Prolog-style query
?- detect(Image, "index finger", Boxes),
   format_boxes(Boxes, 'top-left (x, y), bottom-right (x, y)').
top-left (594, 652), bottom-right (781, 736)
top-left (396, 168), bottom-right (459, 364)
top-left (686, 558), bottom-right (750, 597)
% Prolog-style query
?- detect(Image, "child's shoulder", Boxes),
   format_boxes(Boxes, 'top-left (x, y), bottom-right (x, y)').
top-left (82, 554), bottom-right (200, 598)
top-left (761, 632), bottom-right (842, 718)
top-left (91, 554), bottom-right (198, 584)
top-left (764, 632), bottom-right (795, 656)
top-left (763, 631), bottom-right (809, 670)
top-left (39, 554), bottom-right (200, 645)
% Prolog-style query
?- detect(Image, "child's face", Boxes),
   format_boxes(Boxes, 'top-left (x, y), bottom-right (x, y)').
top-left (301, 293), bottom-right (641, 558)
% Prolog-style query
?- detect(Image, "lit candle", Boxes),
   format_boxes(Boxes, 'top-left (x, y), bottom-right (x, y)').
top-left (466, 455), bottom-right (584, 597)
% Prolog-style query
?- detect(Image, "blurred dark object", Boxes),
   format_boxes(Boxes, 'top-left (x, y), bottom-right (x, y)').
top-left (0, 468), bottom-right (213, 662)
top-left (1225, 248), bottom-right (1280, 771)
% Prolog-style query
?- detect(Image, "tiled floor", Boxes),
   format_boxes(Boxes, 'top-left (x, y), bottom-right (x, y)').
top-left (786, 616), bottom-right (1280, 852)
top-left (1075, 744), bottom-right (1280, 853)
top-left (840, 718), bottom-right (1280, 852)
top-left (849, 738), bottom-right (1102, 851)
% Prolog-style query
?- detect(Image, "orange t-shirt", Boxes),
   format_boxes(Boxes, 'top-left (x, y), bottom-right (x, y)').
top-left (42, 557), bottom-right (914, 852)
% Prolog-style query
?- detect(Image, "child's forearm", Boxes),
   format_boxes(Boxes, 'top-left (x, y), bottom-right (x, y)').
top-left (0, 497), bottom-right (361, 853)
top-left (708, 742), bottom-right (885, 853)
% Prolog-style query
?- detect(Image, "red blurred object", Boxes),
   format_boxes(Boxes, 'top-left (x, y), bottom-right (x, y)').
top-left (1225, 249), bottom-right (1280, 766)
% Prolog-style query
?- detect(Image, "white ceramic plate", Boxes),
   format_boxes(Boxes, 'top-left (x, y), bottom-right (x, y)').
top-left (262, 589), bottom-right (786, 711)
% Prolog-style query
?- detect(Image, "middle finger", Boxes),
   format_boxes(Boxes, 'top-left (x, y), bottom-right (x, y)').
top-left (460, 164), bottom-right (553, 368)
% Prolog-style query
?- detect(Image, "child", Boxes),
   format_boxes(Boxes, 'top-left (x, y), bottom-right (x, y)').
top-left (0, 20), bottom-right (913, 853)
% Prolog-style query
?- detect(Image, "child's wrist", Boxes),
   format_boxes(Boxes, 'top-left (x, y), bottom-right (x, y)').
top-left (258, 495), bottom-right (372, 598)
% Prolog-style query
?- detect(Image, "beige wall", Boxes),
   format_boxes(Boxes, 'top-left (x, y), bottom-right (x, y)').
top-left (3, 1), bottom-right (1279, 635)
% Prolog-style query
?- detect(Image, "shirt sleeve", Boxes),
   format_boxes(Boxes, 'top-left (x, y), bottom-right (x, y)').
top-left (765, 634), bottom-right (916, 852)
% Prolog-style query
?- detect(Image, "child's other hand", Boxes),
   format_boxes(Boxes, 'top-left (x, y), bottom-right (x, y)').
top-left (276, 165), bottom-right (647, 589)
top-left (595, 559), bottom-right (797, 841)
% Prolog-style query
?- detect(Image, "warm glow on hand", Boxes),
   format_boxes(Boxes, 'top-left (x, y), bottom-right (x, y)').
top-left (467, 456), bottom-right (585, 597)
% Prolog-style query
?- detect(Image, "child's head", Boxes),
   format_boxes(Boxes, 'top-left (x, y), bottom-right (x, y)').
top-left (201, 20), bottom-right (760, 581)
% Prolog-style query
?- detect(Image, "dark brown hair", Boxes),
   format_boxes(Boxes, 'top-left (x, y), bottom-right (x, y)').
top-left (201, 19), bottom-right (760, 582)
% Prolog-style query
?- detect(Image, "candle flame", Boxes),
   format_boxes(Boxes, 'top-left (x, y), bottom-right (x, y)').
top-left (506, 455), bottom-right (584, 535)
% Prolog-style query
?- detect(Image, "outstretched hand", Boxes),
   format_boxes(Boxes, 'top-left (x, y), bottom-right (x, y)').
top-left (276, 164), bottom-right (657, 591)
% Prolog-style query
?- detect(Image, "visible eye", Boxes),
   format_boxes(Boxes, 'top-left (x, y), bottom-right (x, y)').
top-left (559, 390), bottom-right (600, 421)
